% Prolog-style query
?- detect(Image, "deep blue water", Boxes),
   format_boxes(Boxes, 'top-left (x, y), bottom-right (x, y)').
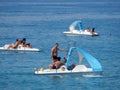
top-left (0, 0), bottom-right (120, 90)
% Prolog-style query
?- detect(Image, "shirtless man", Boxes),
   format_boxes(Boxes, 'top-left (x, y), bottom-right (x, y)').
top-left (49, 43), bottom-right (67, 69)
top-left (51, 43), bottom-right (63, 63)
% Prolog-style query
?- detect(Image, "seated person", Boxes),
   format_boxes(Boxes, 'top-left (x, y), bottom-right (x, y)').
top-left (8, 38), bottom-right (33, 49)
top-left (54, 57), bottom-right (66, 69)
top-left (26, 43), bottom-right (32, 48)
top-left (8, 39), bottom-right (20, 49)
top-left (21, 38), bottom-right (32, 48)
top-left (49, 56), bottom-right (66, 70)
top-left (22, 38), bottom-right (26, 47)
top-left (67, 64), bottom-right (75, 70)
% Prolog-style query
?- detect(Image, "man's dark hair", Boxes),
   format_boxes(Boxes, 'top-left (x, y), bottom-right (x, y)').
top-left (55, 43), bottom-right (59, 46)
top-left (57, 57), bottom-right (61, 61)
top-left (23, 38), bottom-right (26, 41)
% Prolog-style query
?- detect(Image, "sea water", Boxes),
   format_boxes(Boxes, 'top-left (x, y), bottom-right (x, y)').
top-left (0, 0), bottom-right (120, 90)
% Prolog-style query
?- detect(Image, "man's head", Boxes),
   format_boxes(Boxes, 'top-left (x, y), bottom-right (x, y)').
top-left (57, 57), bottom-right (61, 61)
top-left (22, 38), bottom-right (26, 41)
top-left (55, 43), bottom-right (59, 47)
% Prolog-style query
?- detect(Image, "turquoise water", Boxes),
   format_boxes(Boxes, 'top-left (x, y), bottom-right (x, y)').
top-left (0, 0), bottom-right (120, 90)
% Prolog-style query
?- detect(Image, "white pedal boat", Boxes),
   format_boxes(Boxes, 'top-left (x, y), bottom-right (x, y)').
top-left (34, 47), bottom-right (102, 75)
top-left (0, 44), bottom-right (40, 52)
top-left (63, 20), bottom-right (99, 36)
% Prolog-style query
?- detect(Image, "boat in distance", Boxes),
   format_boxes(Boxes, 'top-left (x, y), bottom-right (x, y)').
top-left (63, 20), bottom-right (99, 36)
top-left (0, 44), bottom-right (40, 52)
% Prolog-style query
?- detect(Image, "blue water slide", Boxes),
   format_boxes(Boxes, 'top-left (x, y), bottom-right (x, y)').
top-left (65, 47), bottom-right (102, 72)
top-left (65, 47), bottom-right (76, 67)
top-left (70, 20), bottom-right (83, 30)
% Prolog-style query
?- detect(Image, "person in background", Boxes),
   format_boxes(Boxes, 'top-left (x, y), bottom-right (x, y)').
top-left (8, 39), bottom-right (20, 49)
top-left (87, 27), bottom-right (91, 32)
top-left (8, 38), bottom-right (33, 49)
top-left (22, 38), bottom-right (32, 48)
top-left (26, 43), bottom-right (32, 48)
top-left (22, 38), bottom-right (26, 47)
